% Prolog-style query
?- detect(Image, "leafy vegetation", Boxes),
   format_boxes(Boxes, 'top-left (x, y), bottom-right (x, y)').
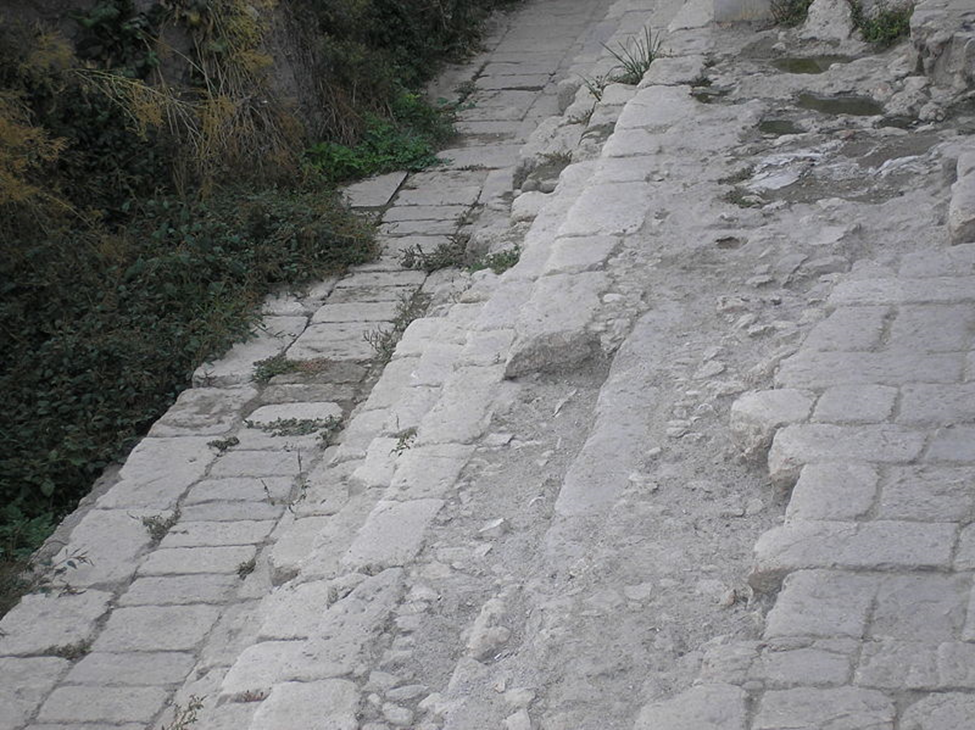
top-left (603, 25), bottom-right (661, 85)
top-left (1, 0), bottom-right (514, 600)
top-left (771, 0), bottom-right (814, 27)
top-left (849, 1), bottom-right (914, 47)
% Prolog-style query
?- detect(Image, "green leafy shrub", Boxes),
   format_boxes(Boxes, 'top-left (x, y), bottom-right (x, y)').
top-left (771, 0), bottom-right (814, 27)
top-left (849, 1), bottom-right (914, 47)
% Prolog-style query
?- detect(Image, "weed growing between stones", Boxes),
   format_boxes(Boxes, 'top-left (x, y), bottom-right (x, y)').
top-left (392, 427), bottom-right (418, 455)
top-left (470, 247), bottom-right (521, 275)
top-left (237, 558), bottom-right (257, 579)
top-left (162, 696), bottom-right (204, 730)
top-left (207, 437), bottom-right (240, 454)
top-left (771, 0), bottom-right (815, 26)
top-left (401, 236), bottom-right (470, 272)
top-left (604, 25), bottom-right (661, 85)
top-left (45, 638), bottom-right (92, 661)
top-left (365, 290), bottom-right (433, 364)
top-left (849, 0), bottom-right (914, 47)
top-left (141, 508), bottom-right (181, 545)
top-left (245, 416), bottom-right (343, 441)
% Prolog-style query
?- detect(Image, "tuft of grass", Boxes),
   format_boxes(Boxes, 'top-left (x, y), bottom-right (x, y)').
top-left (237, 558), bottom-right (256, 579)
top-left (245, 416), bottom-right (342, 440)
top-left (469, 247), bottom-right (521, 275)
top-left (45, 638), bottom-right (91, 660)
top-left (207, 436), bottom-right (239, 453)
top-left (401, 235), bottom-right (469, 272)
top-left (604, 25), bottom-right (661, 85)
top-left (718, 166), bottom-right (755, 185)
top-left (722, 188), bottom-right (763, 208)
top-left (162, 696), bottom-right (205, 730)
top-left (365, 289), bottom-right (432, 364)
top-left (391, 427), bottom-right (418, 455)
top-left (771, 0), bottom-right (814, 27)
top-left (849, 1), bottom-right (914, 47)
top-left (253, 354), bottom-right (302, 384)
top-left (141, 508), bottom-right (180, 545)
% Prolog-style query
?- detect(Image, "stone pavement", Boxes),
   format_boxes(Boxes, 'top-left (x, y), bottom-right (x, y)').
top-left (4, 0), bottom-right (975, 728)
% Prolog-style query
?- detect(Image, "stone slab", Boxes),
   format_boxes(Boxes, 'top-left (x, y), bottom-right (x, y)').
top-left (0, 590), bottom-right (113, 656)
top-left (250, 679), bottom-right (358, 730)
top-left (342, 171), bottom-right (408, 208)
top-left (91, 605), bottom-right (221, 652)
top-left (343, 500), bottom-right (444, 570)
top-left (64, 650), bottom-right (196, 686)
top-left (0, 657), bottom-right (69, 728)
top-left (193, 316), bottom-right (308, 387)
top-left (634, 684), bottom-right (747, 730)
top-left (37, 685), bottom-right (168, 724)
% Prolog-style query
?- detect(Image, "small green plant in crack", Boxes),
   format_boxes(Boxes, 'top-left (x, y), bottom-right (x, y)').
top-left (454, 80), bottom-right (478, 104)
top-left (469, 247), bottom-right (521, 275)
top-left (237, 558), bottom-right (256, 579)
top-left (849, 0), bottom-right (914, 47)
top-left (207, 436), bottom-right (239, 454)
top-left (45, 638), bottom-right (91, 660)
top-left (604, 25), bottom-right (662, 85)
top-left (579, 73), bottom-right (609, 101)
top-left (771, 0), bottom-right (814, 27)
top-left (391, 427), bottom-right (418, 455)
top-left (401, 235), bottom-right (469, 273)
top-left (162, 696), bottom-right (204, 730)
top-left (718, 165), bottom-right (755, 185)
top-left (245, 416), bottom-right (341, 439)
top-left (722, 188), bottom-right (764, 208)
top-left (364, 290), bottom-right (432, 364)
top-left (26, 549), bottom-right (91, 599)
top-left (253, 354), bottom-right (301, 384)
top-left (141, 507), bottom-right (180, 545)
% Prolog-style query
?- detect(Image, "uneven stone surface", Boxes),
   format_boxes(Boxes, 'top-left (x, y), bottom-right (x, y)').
top-left (6, 1), bottom-right (975, 729)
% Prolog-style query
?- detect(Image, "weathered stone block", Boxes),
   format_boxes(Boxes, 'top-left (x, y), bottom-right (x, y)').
top-left (92, 605), bottom-right (220, 652)
top-left (634, 683), bottom-right (747, 730)
top-left (0, 657), bottom-right (68, 728)
top-left (343, 500), bottom-right (443, 570)
top-left (877, 466), bottom-right (975, 521)
top-left (730, 389), bottom-right (815, 458)
top-left (786, 463), bottom-right (879, 521)
top-left (250, 679), bottom-right (358, 730)
top-left (764, 570), bottom-right (878, 639)
top-left (138, 545), bottom-right (257, 575)
top-left (813, 385), bottom-right (897, 424)
top-left (37, 686), bottom-right (168, 724)
top-left (754, 687), bottom-right (894, 730)
top-left (0, 590), bottom-right (112, 656)
top-left (65, 650), bottom-right (196, 685)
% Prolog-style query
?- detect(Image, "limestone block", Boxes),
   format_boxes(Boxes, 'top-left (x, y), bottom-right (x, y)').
top-left (856, 640), bottom-right (940, 689)
top-left (342, 171), bottom-right (407, 208)
top-left (208, 449), bottom-right (303, 479)
top-left (753, 521), bottom-right (955, 589)
top-left (149, 386), bottom-right (257, 437)
top-left (65, 650), bottom-right (195, 685)
top-left (511, 191), bottom-right (549, 222)
top-left (250, 680), bottom-right (358, 730)
top-left (395, 185), bottom-right (482, 208)
top-left (0, 657), bottom-right (68, 728)
top-left (97, 436), bottom-right (215, 510)
top-left (38, 686), bottom-right (168, 724)
top-left (928, 424), bottom-right (975, 461)
top-left (753, 688), bottom-right (894, 730)
top-left (92, 605), bottom-right (221, 652)
top-left (343, 500), bottom-right (443, 570)
top-left (388, 443), bottom-right (474, 500)
top-left (876, 466), bottom-right (975, 521)
top-left (0, 592), bottom-right (114, 657)
top-left (557, 182), bottom-right (650, 237)
top-left (870, 573), bottom-right (970, 641)
top-left (311, 301), bottom-right (400, 324)
top-left (768, 424), bottom-right (926, 488)
top-left (257, 580), bottom-right (335, 641)
top-left (775, 350), bottom-right (963, 389)
top-left (417, 365), bottom-right (504, 444)
top-left (47, 509), bottom-right (152, 586)
top-left (764, 570), bottom-right (879, 639)
top-left (899, 383), bottom-right (975, 425)
top-left (287, 321), bottom-right (380, 362)
top-left (193, 316), bottom-right (308, 387)
top-left (729, 389), bottom-right (814, 458)
top-left (786, 463), bottom-right (879, 521)
top-left (813, 385), bottom-right (897, 423)
top-left (383, 204), bottom-right (470, 223)
top-left (901, 692), bottom-right (975, 730)
top-left (950, 166), bottom-right (975, 244)
top-left (160, 520), bottom-right (275, 547)
top-left (760, 647), bottom-right (851, 687)
top-left (120, 574), bottom-right (239, 605)
top-left (184, 476), bottom-right (293, 506)
top-left (641, 55), bottom-right (707, 86)
top-left (798, 0), bottom-right (854, 41)
top-left (802, 306), bottom-right (889, 351)
top-left (505, 273), bottom-right (608, 377)
top-left (829, 276), bottom-right (975, 305)
top-left (138, 545), bottom-right (257, 575)
top-left (543, 235), bottom-right (620, 275)
top-left (634, 684), bottom-right (747, 730)
top-left (899, 243), bottom-right (975, 277)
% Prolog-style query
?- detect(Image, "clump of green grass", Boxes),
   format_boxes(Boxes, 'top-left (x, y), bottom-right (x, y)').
top-left (365, 290), bottom-right (432, 364)
top-left (771, 0), bottom-right (814, 27)
top-left (141, 508), bottom-right (180, 545)
top-left (401, 235), bottom-right (469, 272)
top-left (849, 1), bottom-right (914, 47)
top-left (604, 25), bottom-right (661, 85)
top-left (469, 247), bottom-right (521, 275)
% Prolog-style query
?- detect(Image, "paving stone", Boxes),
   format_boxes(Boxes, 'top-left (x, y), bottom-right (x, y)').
top-left (558, 182), bottom-right (650, 237)
top-left (642, 54), bottom-right (707, 86)
top-left (471, 278), bottom-right (533, 332)
top-left (870, 574), bottom-right (970, 641)
top-left (257, 580), bottom-right (334, 641)
top-left (543, 234), bottom-right (621, 275)
top-left (784, 305), bottom-right (884, 352)
top-left (288, 321), bottom-right (380, 361)
top-left (505, 273), bottom-right (607, 377)
top-left (245, 402), bottom-right (343, 427)
top-left (948, 164), bottom-right (975, 244)
top-left (45, 509), bottom-right (152, 586)
top-left (380, 218), bottom-right (461, 236)
top-left (888, 305), bottom-right (975, 352)
top-left (393, 318), bottom-right (443, 357)
top-left (935, 641), bottom-right (975, 688)
top-left (92, 605), bottom-right (220, 652)
top-left (615, 84), bottom-right (697, 131)
top-left (754, 522), bottom-right (955, 588)
top-left (120, 574), bottom-right (239, 605)
top-left (344, 500), bottom-right (444, 570)
top-left (193, 316), bottom-right (308, 387)
top-left (97, 436), bottom-right (215, 509)
top-left (633, 683), bottom-right (747, 730)
top-left (899, 383), bottom-right (975, 424)
top-left (37, 685), bottom-right (168, 724)
top-left (768, 424), bottom-right (926, 487)
top-left (418, 365), bottom-right (504, 444)
top-left (0, 590), bottom-right (112, 656)
top-left (138, 545), bottom-right (258, 575)
top-left (362, 357), bottom-right (422, 411)
top-left (395, 185), bottom-right (482, 207)
top-left (333, 409), bottom-right (388, 463)
top-left (149, 386), bottom-right (257, 437)
top-left (786, 463), bottom-right (879, 521)
top-left (901, 692), bottom-right (975, 730)
top-left (856, 640), bottom-right (940, 689)
top-left (261, 383), bottom-right (357, 405)
top-left (813, 385), bottom-right (897, 424)
top-left (829, 277), bottom-right (975, 305)
top-left (343, 171), bottom-right (408, 208)
top-left (0, 657), bottom-right (69, 728)
top-left (383, 204), bottom-right (470, 222)
top-left (350, 437), bottom-right (402, 489)
top-left (953, 524), bottom-right (975, 569)
top-left (327, 284), bottom-right (418, 304)
top-left (311, 301), bottom-right (400, 324)
top-left (877, 466), bottom-right (975, 521)
top-left (775, 350), bottom-right (964, 389)
top-left (457, 328), bottom-right (514, 367)
top-left (65, 650), bottom-right (196, 686)
top-left (388, 443), bottom-right (475, 500)
top-left (194, 599), bottom-right (262, 671)
top-left (410, 343), bottom-right (464, 387)
top-left (899, 244), bottom-right (975, 277)
top-left (380, 385), bottom-right (440, 435)
top-left (753, 687), bottom-right (895, 730)
top-left (269, 515), bottom-right (332, 584)
top-left (926, 425), bottom-right (975, 461)
top-left (208, 449), bottom-right (303, 478)
top-left (760, 647), bottom-right (851, 687)
top-left (764, 570), bottom-right (879, 639)
top-left (730, 389), bottom-right (815, 458)
top-left (160, 520), bottom-right (275, 547)
top-left (250, 679), bottom-right (358, 730)
top-left (180, 500), bottom-right (285, 522)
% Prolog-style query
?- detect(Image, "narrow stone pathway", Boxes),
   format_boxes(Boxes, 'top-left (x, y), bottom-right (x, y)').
top-left (4, 1), bottom-right (975, 729)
